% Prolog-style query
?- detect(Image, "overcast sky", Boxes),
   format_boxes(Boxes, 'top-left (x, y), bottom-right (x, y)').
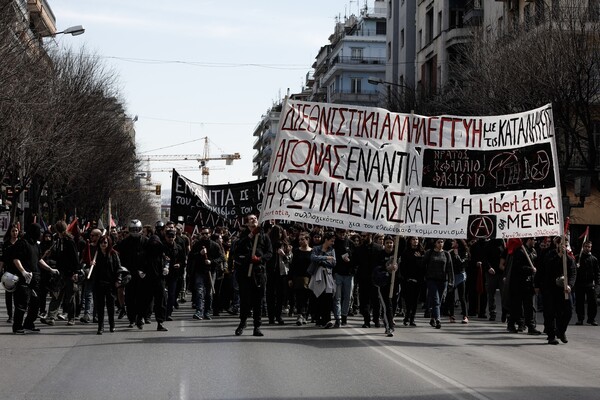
top-left (50, 0), bottom-right (367, 193)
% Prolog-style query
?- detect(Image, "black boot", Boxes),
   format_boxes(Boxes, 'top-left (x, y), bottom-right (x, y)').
top-left (253, 327), bottom-right (264, 336)
top-left (235, 321), bottom-right (246, 336)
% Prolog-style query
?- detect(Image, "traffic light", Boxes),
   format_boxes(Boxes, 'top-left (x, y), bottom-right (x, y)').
top-left (155, 185), bottom-right (161, 195)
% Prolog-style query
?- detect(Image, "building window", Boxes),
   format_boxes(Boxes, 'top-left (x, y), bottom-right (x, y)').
top-left (387, 42), bottom-right (391, 60)
top-left (438, 11), bottom-right (443, 35)
top-left (376, 21), bottom-right (386, 35)
top-left (449, 8), bottom-right (464, 30)
top-left (426, 9), bottom-right (434, 44)
top-left (418, 29), bottom-right (422, 49)
top-left (590, 0), bottom-right (600, 22)
top-left (401, 29), bottom-right (405, 48)
top-left (351, 47), bottom-right (363, 60)
top-left (351, 78), bottom-right (362, 94)
top-left (534, 0), bottom-right (545, 24)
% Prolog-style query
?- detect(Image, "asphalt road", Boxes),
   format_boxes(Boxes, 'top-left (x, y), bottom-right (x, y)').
top-left (0, 292), bottom-right (599, 400)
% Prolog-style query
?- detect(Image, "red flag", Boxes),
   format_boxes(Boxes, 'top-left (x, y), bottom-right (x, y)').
top-left (564, 217), bottom-right (570, 236)
top-left (506, 238), bottom-right (522, 255)
top-left (579, 226), bottom-right (590, 240)
top-left (67, 217), bottom-right (78, 234)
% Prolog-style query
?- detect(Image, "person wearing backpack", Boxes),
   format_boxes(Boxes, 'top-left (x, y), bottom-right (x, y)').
top-left (423, 238), bottom-right (454, 329)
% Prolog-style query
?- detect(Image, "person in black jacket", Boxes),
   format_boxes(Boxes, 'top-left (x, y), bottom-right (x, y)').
top-left (90, 235), bottom-right (121, 334)
top-left (1, 223), bottom-right (20, 323)
top-left (114, 219), bottom-right (147, 328)
top-left (373, 235), bottom-right (400, 337)
top-left (41, 221), bottom-right (80, 326)
top-left (445, 239), bottom-right (469, 324)
top-left (189, 227), bottom-right (225, 320)
top-left (288, 232), bottom-right (312, 326)
top-left (232, 214), bottom-right (272, 337)
top-left (574, 240), bottom-right (600, 326)
top-left (506, 237), bottom-right (541, 335)
top-left (534, 238), bottom-right (577, 344)
top-left (354, 232), bottom-right (383, 328)
top-left (138, 234), bottom-right (169, 331)
top-left (423, 238), bottom-right (454, 329)
top-left (332, 228), bottom-right (356, 327)
top-left (400, 236), bottom-right (424, 327)
top-left (164, 228), bottom-right (185, 321)
top-left (9, 223), bottom-right (59, 334)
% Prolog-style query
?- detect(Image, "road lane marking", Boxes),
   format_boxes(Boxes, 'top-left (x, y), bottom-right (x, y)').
top-left (349, 327), bottom-right (493, 400)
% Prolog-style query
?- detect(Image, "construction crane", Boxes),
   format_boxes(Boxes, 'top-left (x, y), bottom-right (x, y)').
top-left (142, 137), bottom-right (240, 185)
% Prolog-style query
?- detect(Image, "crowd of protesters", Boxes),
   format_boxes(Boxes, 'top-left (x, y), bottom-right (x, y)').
top-left (1, 216), bottom-right (599, 345)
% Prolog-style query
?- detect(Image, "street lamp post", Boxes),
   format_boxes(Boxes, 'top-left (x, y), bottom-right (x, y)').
top-left (49, 25), bottom-right (85, 37)
top-left (368, 76), bottom-right (416, 113)
top-left (367, 77), bottom-right (403, 87)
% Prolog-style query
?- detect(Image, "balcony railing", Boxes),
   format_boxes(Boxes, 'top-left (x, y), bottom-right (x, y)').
top-left (329, 56), bottom-right (386, 68)
top-left (464, 0), bottom-right (483, 26)
top-left (329, 90), bottom-right (380, 105)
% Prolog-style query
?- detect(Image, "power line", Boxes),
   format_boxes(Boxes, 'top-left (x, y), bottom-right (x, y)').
top-left (101, 56), bottom-right (310, 70)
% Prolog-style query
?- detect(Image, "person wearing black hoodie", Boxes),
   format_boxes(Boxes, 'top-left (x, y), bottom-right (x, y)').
top-left (9, 223), bottom-right (59, 334)
top-left (138, 234), bottom-right (169, 331)
top-left (534, 237), bottom-right (576, 344)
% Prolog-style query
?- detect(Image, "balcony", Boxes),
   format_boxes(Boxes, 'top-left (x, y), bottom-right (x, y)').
top-left (329, 90), bottom-right (380, 106)
top-left (27, 0), bottom-right (56, 37)
top-left (464, 0), bottom-right (483, 26)
top-left (329, 56), bottom-right (386, 68)
top-left (253, 135), bottom-right (263, 150)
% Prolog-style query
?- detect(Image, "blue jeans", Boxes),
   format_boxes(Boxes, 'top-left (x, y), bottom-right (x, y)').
top-left (194, 272), bottom-right (214, 316)
top-left (81, 280), bottom-right (94, 317)
top-left (334, 274), bottom-right (353, 320)
top-left (427, 280), bottom-right (447, 320)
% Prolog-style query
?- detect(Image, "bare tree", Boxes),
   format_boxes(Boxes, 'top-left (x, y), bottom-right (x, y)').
top-left (438, 0), bottom-right (600, 187)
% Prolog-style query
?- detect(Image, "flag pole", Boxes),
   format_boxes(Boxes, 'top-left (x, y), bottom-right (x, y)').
top-left (562, 217), bottom-right (570, 300)
top-left (389, 235), bottom-right (400, 299)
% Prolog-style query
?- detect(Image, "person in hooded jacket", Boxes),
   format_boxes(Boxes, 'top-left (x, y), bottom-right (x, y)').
top-left (137, 234), bottom-right (169, 331)
top-left (9, 223), bottom-right (59, 334)
top-left (115, 220), bottom-right (147, 328)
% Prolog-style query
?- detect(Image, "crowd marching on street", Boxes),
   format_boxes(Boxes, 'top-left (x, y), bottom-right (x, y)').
top-left (1, 214), bottom-right (599, 345)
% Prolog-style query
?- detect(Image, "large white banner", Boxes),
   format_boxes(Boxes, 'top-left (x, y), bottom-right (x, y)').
top-left (260, 100), bottom-right (562, 239)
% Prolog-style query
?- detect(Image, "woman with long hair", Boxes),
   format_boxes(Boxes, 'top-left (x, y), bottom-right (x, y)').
top-left (445, 239), bottom-right (469, 324)
top-left (288, 232), bottom-right (312, 325)
top-left (1, 223), bottom-right (20, 323)
top-left (266, 224), bottom-right (291, 325)
top-left (89, 235), bottom-right (122, 334)
top-left (309, 231), bottom-right (336, 328)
